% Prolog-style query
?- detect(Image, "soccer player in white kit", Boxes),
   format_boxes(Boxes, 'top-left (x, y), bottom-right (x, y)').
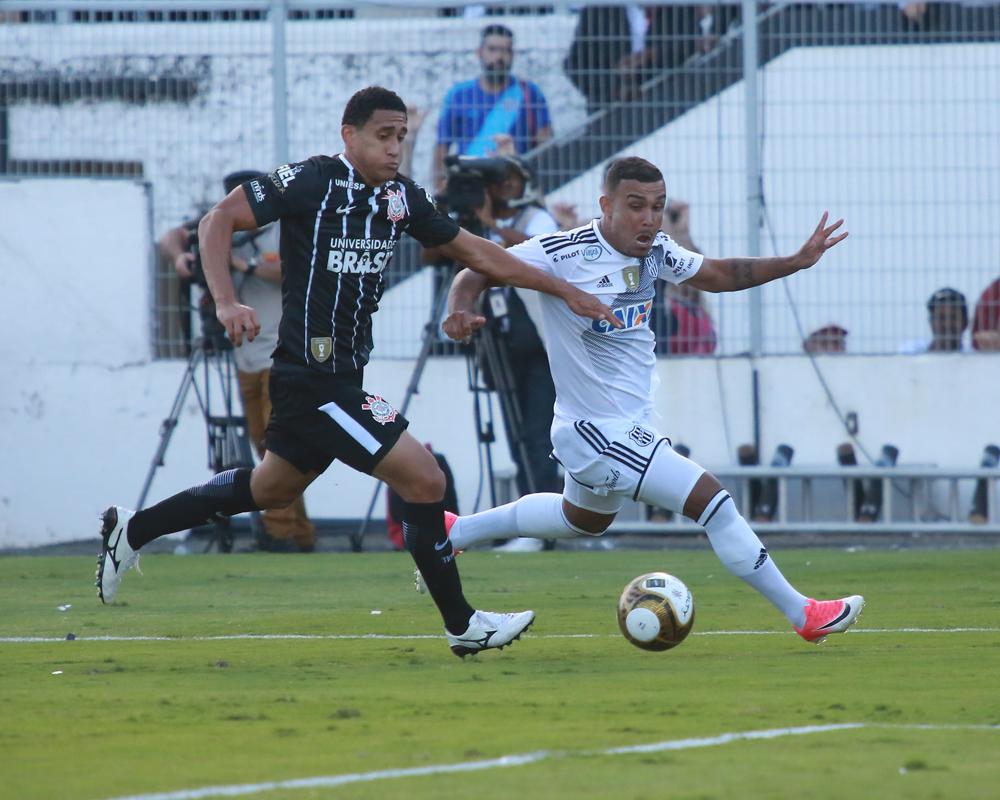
top-left (439, 156), bottom-right (864, 644)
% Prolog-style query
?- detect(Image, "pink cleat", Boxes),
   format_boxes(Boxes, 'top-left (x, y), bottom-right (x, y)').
top-left (414, 511), bottom-right (461, 594)
top-left (795, 595), bottom-right (865, 643)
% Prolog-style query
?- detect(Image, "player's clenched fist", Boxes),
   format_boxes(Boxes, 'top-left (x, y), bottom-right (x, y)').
top-left (216, 301), bottom-right (261, 346)
top-left (442, 310), bottom-right (487, 342)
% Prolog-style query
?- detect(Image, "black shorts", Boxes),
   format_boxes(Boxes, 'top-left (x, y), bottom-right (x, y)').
top-left (265, 361), bottom-right (409, 476)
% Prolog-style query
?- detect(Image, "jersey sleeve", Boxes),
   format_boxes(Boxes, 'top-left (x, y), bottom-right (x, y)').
top-left (505, 236), bottom-right (554, 275)
top-left (241, 157), bottom-right (328, 227)
top-left (403, 181), bottom-right (460, 247)
top-left (656, 233), bottom-right (704, 285)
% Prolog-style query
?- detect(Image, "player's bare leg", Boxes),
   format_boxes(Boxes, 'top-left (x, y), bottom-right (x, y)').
top-left (376, 432), bottom-right (534, 656)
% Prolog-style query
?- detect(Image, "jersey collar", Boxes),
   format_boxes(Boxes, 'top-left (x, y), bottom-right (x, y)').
top-left (337, 153), bottom-right (392, 191)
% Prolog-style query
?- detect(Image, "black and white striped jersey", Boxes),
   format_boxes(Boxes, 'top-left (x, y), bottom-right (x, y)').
top-left (242, 153), bottom-right (459, 373)
top-left (507, 220), bottom-right (703, 426)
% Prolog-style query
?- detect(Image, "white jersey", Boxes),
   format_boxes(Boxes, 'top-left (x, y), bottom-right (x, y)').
top-left (506, 220), bottom-right (703, 427)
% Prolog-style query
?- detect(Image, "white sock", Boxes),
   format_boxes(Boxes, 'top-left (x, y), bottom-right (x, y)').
top-left (697, 490), bottom-right (808, 627)
top-left (449, 493), bottom-right (585, 550)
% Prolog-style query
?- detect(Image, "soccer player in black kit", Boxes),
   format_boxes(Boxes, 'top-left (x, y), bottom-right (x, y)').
top-left (96, 86), bottom-right (618, 657)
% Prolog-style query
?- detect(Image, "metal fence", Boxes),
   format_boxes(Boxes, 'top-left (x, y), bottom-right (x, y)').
top-left (2, 0), bottom-right (998, 358)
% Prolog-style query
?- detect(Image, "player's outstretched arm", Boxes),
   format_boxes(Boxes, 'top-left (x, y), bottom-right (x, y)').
top-left (198, 187), bottom-right (262, 346)
top-left (439, 229), bottom-right (621, 328)
top-left (687, 212), bottom-right (848, 293)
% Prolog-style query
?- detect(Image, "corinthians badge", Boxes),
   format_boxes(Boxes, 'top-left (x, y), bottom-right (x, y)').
top-left (362, 394), bottom-right (398, 425)
top-left (384, 188), bottom-right (407, 223)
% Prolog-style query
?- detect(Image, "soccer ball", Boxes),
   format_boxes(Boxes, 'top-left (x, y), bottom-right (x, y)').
top-left (617, 572), bottom-right (695, 651)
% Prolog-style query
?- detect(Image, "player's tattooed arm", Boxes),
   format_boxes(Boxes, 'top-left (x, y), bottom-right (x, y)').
top-left (687, 213), bottom-right (848, 293)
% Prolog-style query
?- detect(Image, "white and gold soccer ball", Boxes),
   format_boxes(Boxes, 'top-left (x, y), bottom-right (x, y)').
top-left (617, 572), bottom-right (695, 651)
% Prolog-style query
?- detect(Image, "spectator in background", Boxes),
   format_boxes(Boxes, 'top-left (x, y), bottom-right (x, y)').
top-left (565, 5), bottom-right (640, 112)
top-left (564, 5), bottom-right (707, 113)
top-left (900, 287), bottom-right (971, 353)
top-left (475, 157), bottom-right (562, 553)
top-left (433, 24), bottom-right (552, 192)
top-left (803, 324), bottom-right (848, 353)
top-left (158, 171), bottom-right (316, 553)
top-left (972, 276), bottom-right (1000, 351)
top-left (658, 199), bottom-right (717, 355)
top-left (399, 104), bottom-right (427, 178)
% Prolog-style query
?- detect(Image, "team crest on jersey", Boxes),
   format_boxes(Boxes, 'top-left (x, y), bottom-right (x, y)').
top-left (310, 337), bottom-right (333, 362)
top-left (384, 188), bottom-right (407, 223)
top-left (622, 265), bottom-right (641, 290)
top-left (628, 425), bottom-right (655, 447)
top-left (362, 394), bottom-right (397, 425)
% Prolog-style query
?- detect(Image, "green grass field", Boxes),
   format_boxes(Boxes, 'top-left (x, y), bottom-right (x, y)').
top-left (1, 547), bottom-right (998, 800)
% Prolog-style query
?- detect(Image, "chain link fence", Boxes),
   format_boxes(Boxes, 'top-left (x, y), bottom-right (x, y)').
top-left (2, 0), bottom-right (998, 358)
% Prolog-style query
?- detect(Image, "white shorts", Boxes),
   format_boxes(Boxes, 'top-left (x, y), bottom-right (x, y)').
top-left (553, 418), bottom-right (705, 515)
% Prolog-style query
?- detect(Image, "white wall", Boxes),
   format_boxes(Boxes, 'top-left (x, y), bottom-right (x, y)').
top-left (547, 43), bottom-right (1000, 354)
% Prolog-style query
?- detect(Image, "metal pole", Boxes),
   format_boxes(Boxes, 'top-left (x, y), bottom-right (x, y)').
top-left (270, 0), bottom-right (289, 166)
top-left (742, 0), bottom-right (763, 358)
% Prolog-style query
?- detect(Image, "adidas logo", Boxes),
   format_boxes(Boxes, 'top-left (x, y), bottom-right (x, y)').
top-left (753, 548), bottom-right (769, 570)
top-left (596, 275), bottom-right (613, 288)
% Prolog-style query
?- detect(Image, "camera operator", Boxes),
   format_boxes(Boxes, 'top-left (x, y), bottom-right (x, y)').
top-left (437, 156), bottom-right (562, 552)
top-left (157, 170), bottom-right (316, 553)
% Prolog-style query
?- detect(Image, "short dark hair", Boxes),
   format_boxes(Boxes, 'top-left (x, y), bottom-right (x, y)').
top-left (603, 157), bottom-right (664, 193)
top-left (927, 287), bottom-right (968, 324)
top-left (481, 23), bottom-right (514, 43)
top-left (341, 86), bottom-right (407, 128)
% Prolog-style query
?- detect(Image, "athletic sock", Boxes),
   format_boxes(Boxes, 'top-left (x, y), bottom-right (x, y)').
top-left (449, 493), bottom-right (586, 550)
top-left (403, 500), bottom-right (475, 634)
top-left (127, 468), bottom-right (260, 550)
top-left (697, 490), bottom-right (808, 627)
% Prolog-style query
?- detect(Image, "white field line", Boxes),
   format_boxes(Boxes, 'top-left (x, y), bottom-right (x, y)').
top-left (103, 723), bottom-right (999, 800)
top-left (1, 627), bottom-right (998, 644)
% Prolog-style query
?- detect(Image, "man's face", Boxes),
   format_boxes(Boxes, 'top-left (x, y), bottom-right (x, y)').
top-left (479, 34), bottom-right (514, 82)
top-left (341, 109), bottom-right (407, 185)
top-left (930, 303), bottom-right (966, 339)
top-left (488, 170), bottom-right (525, 216)
top-left (599, 178), bottom-right (666, 258)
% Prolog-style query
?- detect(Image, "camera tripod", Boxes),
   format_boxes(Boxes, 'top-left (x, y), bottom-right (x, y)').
top-left (137, 333), bottom-right (263, 553)
top-left (351, 267), bottom-right (537, 551)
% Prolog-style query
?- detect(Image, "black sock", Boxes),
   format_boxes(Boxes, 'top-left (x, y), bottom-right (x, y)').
top-left (403, 500), bottom-right (474, 634)
top-left (127, 468), bottom-right (259, 549)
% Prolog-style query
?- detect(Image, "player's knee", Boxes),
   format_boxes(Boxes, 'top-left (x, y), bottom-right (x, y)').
top-left (398, 466), bottom-right (446, 504)
top-left (562, 503), bottom-right (614, 536)
top-left (683, 472), bottom-right (724, 521)
top-left (249, 473), bottom-right (299, 510)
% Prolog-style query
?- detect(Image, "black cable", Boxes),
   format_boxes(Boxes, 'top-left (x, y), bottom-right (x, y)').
top-left (755, 47), bottom-right (876, 465)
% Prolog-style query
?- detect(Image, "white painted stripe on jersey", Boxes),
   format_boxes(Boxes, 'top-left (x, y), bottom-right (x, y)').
top-left (330, 156), bottom-right (357, 362)
top-left (98, 723), bottom-right (998, 800)
top-left (4, 627), bottom-right (1000, 645)
top-left (317, 400), bottom-right (380, 455)
top-left (303, 178), bottom-right (335, 364)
